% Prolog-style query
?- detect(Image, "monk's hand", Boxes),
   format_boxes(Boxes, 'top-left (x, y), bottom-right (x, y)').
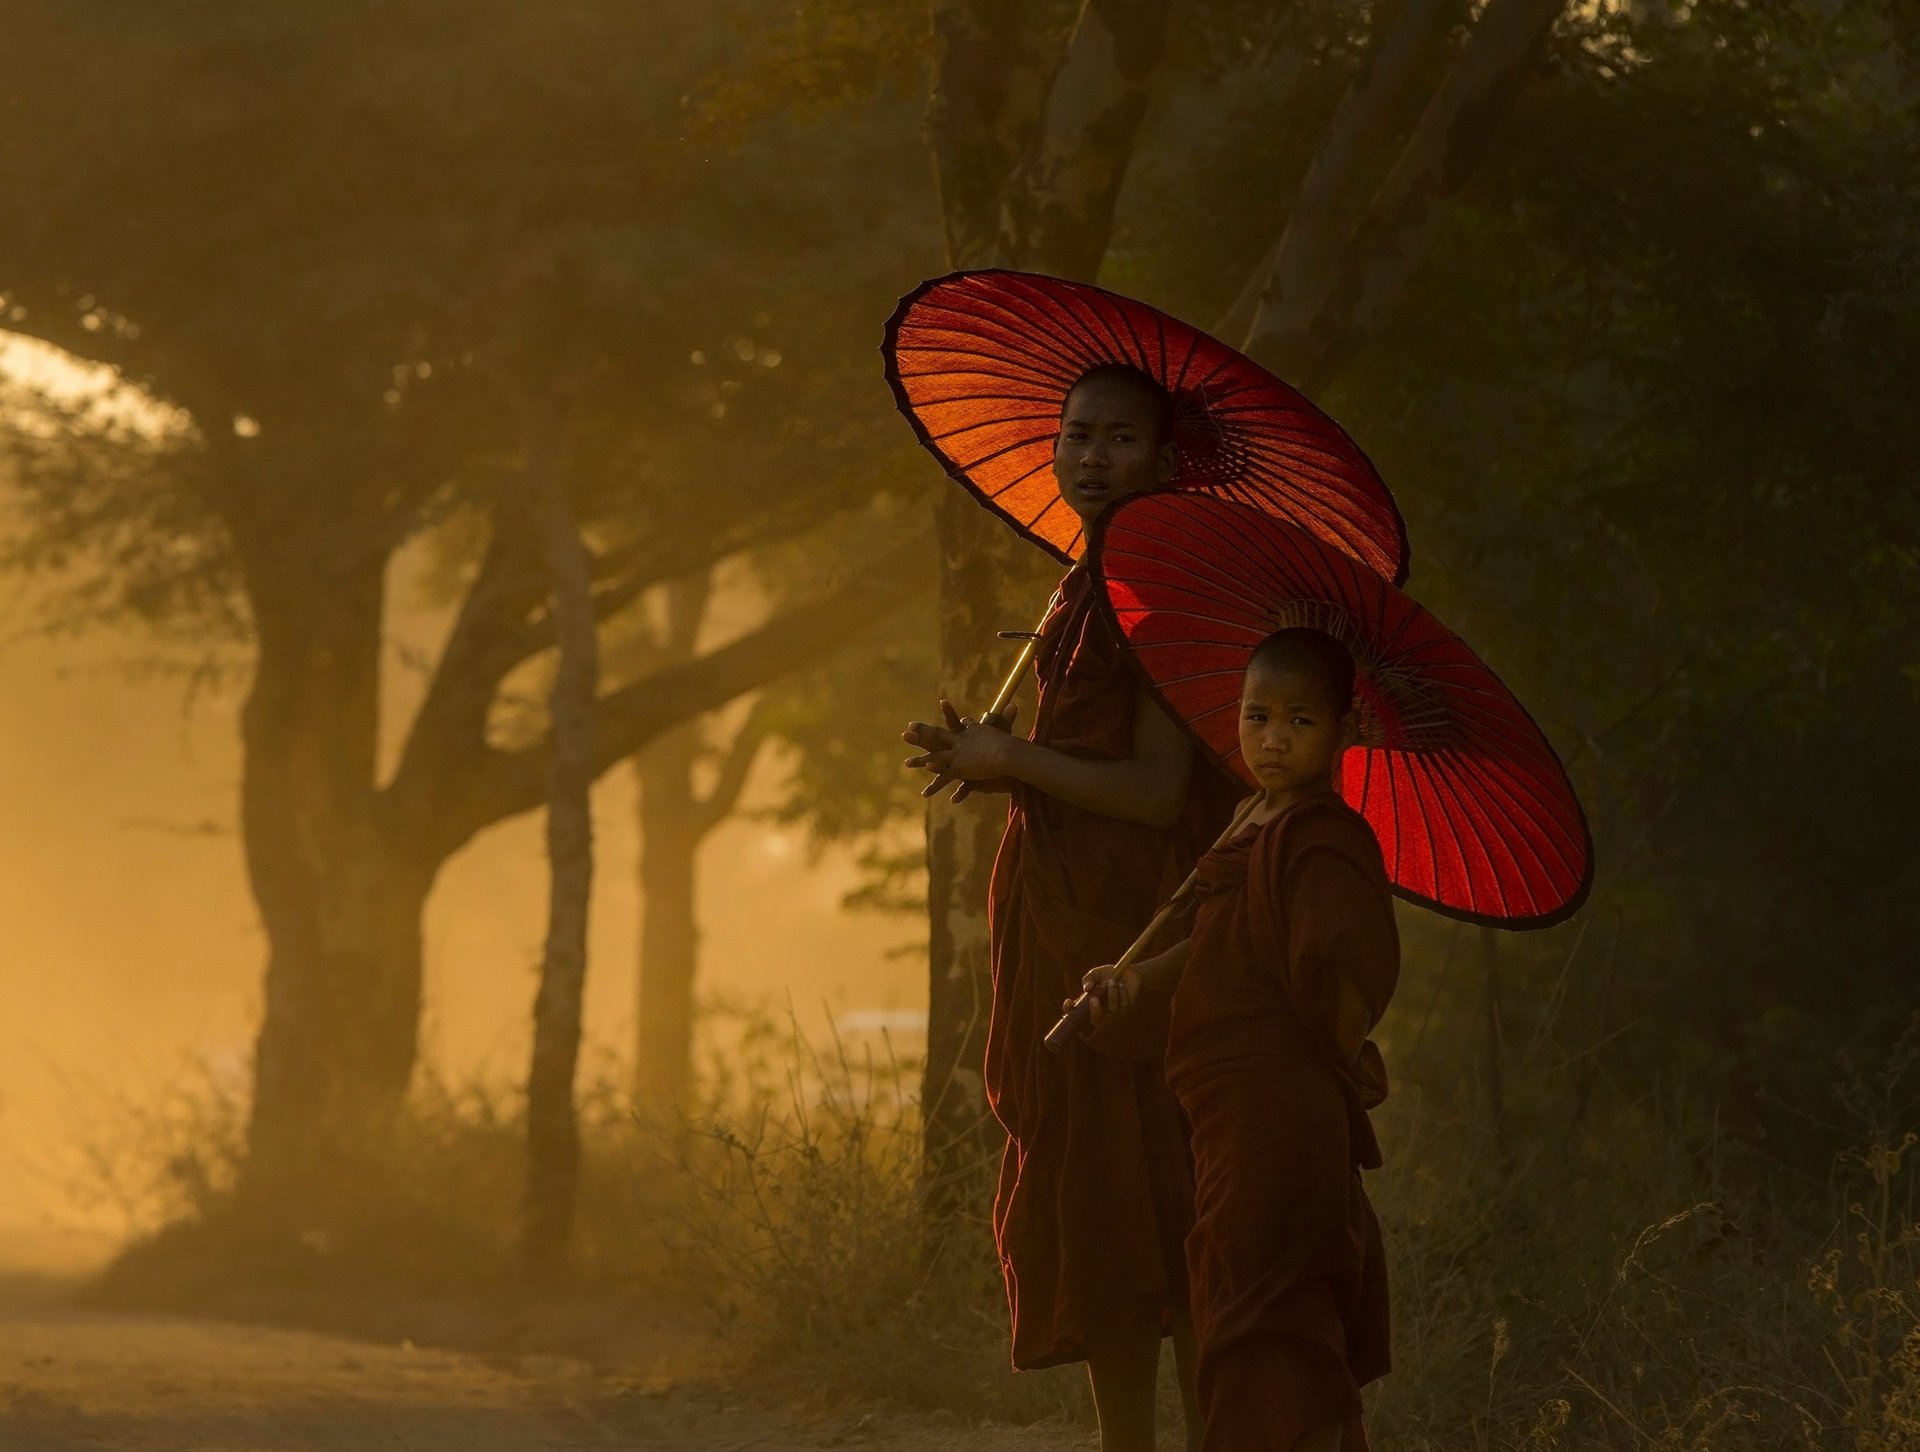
top-left (900, 716), bottom-right (954, 773)
top-left (901, 697), bottom-right (959, 773)
top-left (1077, 963), bottom-right (1141, 1024)
top-left (947, 699), bottom-right (1019, 801)
top-left (901, 697), bottom-right (1017, 783)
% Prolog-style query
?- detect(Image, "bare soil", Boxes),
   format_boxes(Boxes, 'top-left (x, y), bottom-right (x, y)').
top-left (0, 1230), bottom-right (1086, 1452)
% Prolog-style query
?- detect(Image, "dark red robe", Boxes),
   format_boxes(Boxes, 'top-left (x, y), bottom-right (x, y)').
top-left (1167, 793), bottom-right (1400, 1452)
top-left (985, 564), bottom-right (1242, 1371)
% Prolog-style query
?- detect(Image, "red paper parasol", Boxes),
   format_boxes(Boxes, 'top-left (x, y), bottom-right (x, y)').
top-left (884, 269), bottom-right (1409, 585)
top-left (1090, 491), bottom-right (1592, 928)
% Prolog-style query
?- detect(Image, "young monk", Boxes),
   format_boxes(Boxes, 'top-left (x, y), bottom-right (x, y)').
top-left (903, 364), bottom-right (1242, 1452)
top-left (1082, 627), bottom-right (1399, 1452)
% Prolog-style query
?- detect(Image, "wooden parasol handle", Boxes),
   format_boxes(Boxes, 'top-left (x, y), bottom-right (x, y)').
top-left (1043, 793), bottom-right (1263, 1053)
top-left (921, 594), bottom-right (1059, 804)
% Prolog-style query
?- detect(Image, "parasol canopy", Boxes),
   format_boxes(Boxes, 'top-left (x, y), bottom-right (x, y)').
top-left (1090, 491), bottom-right (1591, 928)
top-left (884, 269), bottom-right (1408, 584)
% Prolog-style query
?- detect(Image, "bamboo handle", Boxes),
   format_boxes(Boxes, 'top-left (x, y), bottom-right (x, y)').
top-left (1043, 794), bottom-right (1264, 1054)
top-left (1042, 888), bottom-right (1194, 1052)
top-left (921, 599), bottom-right (1056, 804)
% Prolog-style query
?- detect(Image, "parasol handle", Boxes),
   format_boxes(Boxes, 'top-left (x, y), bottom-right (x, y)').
top-left (1043, 794), bottom-right (1264, 1054)
top-left (921, 598), bottom-right (1056, 804)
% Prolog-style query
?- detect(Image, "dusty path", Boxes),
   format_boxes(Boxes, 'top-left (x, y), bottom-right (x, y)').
top-left (0, 1232), bottom-right (1085, 1452)
top-left (0, 1302), bottom-right (606, 1451)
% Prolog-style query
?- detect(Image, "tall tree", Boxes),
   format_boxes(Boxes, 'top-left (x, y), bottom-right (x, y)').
top-left (0, 0), bottom-right (936, 1202)
top-left (914, 0), bottom-right (1180, 1198)
top-left (500, 395), bottom-right (600, 1267)
top-left (628, 571), bottom-right (770, 1112)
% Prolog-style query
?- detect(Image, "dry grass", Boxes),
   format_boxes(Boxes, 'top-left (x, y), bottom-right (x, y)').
top-left (1359, 1026), bottom-right (1920, 1451)
top-left (67, 1004), bottom-right (1920, 1448)
top-left (656, 1007), bottom-right (1089, 1426)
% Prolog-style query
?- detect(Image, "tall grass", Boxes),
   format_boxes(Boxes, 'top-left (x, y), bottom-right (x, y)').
top-left (1360, 1021), bottom-right (1920, 1450)
top-left (70, 1002), bottom-right (1920, 1447)
top-left (657, 1006), bottom-right (1089, 1424)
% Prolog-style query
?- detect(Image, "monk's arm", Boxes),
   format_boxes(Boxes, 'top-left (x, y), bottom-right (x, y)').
top-left (1328, 979), bottom-right (1374, 1063)
top-left (904, 685), bottom-right (1192, 828)
top-left (1081, 937), bottom-right (1192, 1022)
top-left (1286, 848), bottom-right (1400, 1063)
top-left (1131, 937), bottom-right (1191, 992)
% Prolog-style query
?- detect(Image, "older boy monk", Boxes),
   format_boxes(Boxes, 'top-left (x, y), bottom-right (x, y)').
top-left (903, 364), bottom-right (1242, 1452)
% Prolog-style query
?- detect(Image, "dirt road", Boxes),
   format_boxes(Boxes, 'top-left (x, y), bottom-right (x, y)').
top-left (0, 1232), bottom-right (1084, 1452)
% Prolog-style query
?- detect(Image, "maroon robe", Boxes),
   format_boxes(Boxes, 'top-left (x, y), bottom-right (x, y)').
top-left (1167, 793), bottom-right (1400, 1452)
top-left (984, 564), bottom-right (1242, 1370)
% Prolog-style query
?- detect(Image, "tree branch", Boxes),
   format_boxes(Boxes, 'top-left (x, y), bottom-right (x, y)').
top-left (1239, 0), bottom-right (1567, 389)
top-left (659, 571), bottom-right (714, 658)
top-left (1217, 0), bottom-right (1469, 346)
top-left (390, 488), bottom-right (887, 843)
top-left (509, 559), bottom-right (681, 666)
top-left (693, 696), bottom-right (772, 837)
top-left (512, 489), bottom-right (866, 676)
top-left (384, 509), bottom-right (545, 826)
top-left (440, 530), bottom-right (932, 851)
top-left (1342, 0), bottom-right (1569, 347)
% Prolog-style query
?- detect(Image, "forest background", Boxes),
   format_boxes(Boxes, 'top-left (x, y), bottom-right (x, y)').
top-left (0, 1), bottom-right (1917, 1447)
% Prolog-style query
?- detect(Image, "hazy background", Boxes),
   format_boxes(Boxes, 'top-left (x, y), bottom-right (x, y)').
top-left (0, 2), bottom-right (1915, 1445)
top-left (0, 544), bottom-right (913, 1229)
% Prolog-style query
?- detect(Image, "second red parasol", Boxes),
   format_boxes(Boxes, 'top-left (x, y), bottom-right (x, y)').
top-left (1088, 490), bottom-right (1592, 928)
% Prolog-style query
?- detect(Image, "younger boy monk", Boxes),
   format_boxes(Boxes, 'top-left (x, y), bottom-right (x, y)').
top-left (903, 364), bottom-right (1241, 1452)
top-left (1083, 627), bottom-right (1399, 1452)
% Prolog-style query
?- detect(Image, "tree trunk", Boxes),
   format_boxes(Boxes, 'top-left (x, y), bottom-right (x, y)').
top-left (232, 506), bottom-right (909, 1216)
top-left (998, 0), bottom-right (1174, 276)
top-left (1480, 926), bottom-right (1514, 1177)
top-left (1217, 0), bottom-right (1468, 350)
top-left (921, 0), bottom-right (1039, 1212)
top-left (239, 551), bottom-right (417, 1203)
top-left (630, 574), bottom-right (718, 1114)
top-left (634, 721), bottom-right (704, 1110)
top-left (1240, 0), bottom-right (1568, 388)
top-left (922, 493), bottom-right (1047, 1206)
top-left (919, 0), bottom-right (1169, 1210)
top-left (518, 417), bottom-right (600, 1269)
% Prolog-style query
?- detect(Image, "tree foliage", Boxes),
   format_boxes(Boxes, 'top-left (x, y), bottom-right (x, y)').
top-left (701, 0), bottom-right (1920, 1156)
top-left (1, 0), bottom-right (1913, 1174)
top-left (0, 0), bottom-right (942, 1181)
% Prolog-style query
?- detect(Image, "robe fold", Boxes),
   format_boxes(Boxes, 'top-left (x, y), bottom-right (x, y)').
top-left (1167, 793), bottom-right (1400, 1452)
top-left (985, 564), bottom-right (1242, 1371)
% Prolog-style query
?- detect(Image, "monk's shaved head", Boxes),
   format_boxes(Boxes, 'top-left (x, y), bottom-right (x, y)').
top-left (1247, 628), bottom-right (1355, 714)
top-left (1063, 363), bottom-right (1175, 448)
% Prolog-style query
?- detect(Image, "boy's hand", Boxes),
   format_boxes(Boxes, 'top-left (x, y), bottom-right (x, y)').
top-left (902, 698), bottom-right (1020, 783)
top-left (1072, 962), bottom-right (1141, 1024)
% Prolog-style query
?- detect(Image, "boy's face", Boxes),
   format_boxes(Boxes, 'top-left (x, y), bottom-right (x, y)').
top-left (1052, 377), bottom-right (1177, 523)
top-left (1238, 662), bottom-right (1354, 795)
